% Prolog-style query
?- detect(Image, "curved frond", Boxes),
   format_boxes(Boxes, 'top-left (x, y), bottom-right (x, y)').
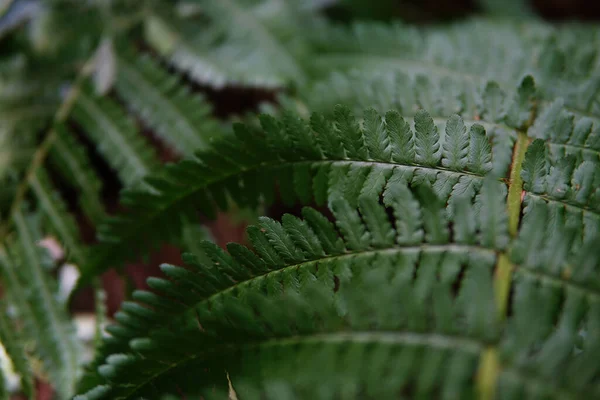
top-left (77, 181), bottom-right (502, 399)
top-left (79, 101), bottom-right (517, 286)
top-left (76, 178), bottom-right (600, 399)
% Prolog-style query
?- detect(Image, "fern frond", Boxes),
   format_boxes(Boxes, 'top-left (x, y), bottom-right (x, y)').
top-left (145, 0), bottom-right (311, 88)
top-left (114, 48), bottom-right (222, 156)
top-left (522, 100), bottom-right (600, 238)
top-left (71, 85), bottom-right (158, 186)
top-left (29, 168), bottom-right (87, 265)
top-left (48, 124), bottom-right (105, 224)
top-left (299, 71), bottom-right (520, 177)
top-left (307, 19), bottom-right (533, 86)
top-left (77, 180), bottom-right (504, 399)
top-left (1, 212), bottom-right (81, 398)
top-left (77, 177), bottom-right (600, 399)
top-left (306, 19), bottom-right (600, 123)
top-left (79, 99), bottom-right (518, 286)
top-left (502, 202), bottom-right (600, 397)
top-left (0, 301), bottom-right (33, 398)
top-left (536, 31), bottom-right (600, 121)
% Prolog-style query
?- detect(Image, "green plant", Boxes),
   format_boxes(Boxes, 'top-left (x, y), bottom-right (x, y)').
top-left (0, 0), bottom-right (598, 399)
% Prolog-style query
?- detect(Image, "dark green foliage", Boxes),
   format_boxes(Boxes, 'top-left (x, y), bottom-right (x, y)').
top-left (115, 49), bottom-right (223, 157)
top-left (0, 301), bottom-right (33, 398)
top-left (71, 85), bottom-right (159, 186)
top-left (522, 101), bottom-right (600, 240)
top-left (79, 104), bottom-right (506, 287)
top-left (0, 213), bottom-right (81, 399)
top-left (77, 176), bottom-right (600, 399)
top-left (1, 1), bottom-right (600, 399)
top-left (49, 124), bottom-right (105, 224)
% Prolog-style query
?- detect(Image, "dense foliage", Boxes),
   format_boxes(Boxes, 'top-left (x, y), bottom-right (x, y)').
top-left (0, 0), bottom-right (599, 399)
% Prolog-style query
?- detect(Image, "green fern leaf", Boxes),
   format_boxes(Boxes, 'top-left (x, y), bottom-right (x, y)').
top-left (72, 85), bottom-right (158, 186)
top-left (115, 49), bottom-right (222, 156)
top-left (521, 104), bottom-right (600, 241)
top-left (442, 114), bottom-right (469, 170)
top-left (29, 169), bottom-right (86, 264)
top-left (414, 109), bottom-right (441, 167)
top-left (300, 207), bottom-right (345, 255)
top-left (145, 0), bottom-right (309, 88)
top-left (0, 301), bottom-right (33, 398)
top-left (333, 105), bottom-right (367, 159)
top-left (521, 139), bottom-right (548, 194)
top-left (49, 124), bottom-right (105, 224)
top-left (76, 182), bottom-right (501, 399)
top-left (385, 110), bottom-right (415, 164)
top-left (357, 195), bottom-right (395, 247)
top-left (382, 174), bottom-right (424, 245)
top-left (75, 171), bottom-right (600, 399)
top-left (77, 104), bottom-right (501, 287)
top-left (307, 19), bottom-right (600, 124)
top-left (467, 124), bottom-right (493, 175)
top-left (477, 178), bottom-right (509, 249)
top-left (259, 217), bottom-right (305, 264)
top-left (362, 108), bottom-right (390, 161)
top-left (281, 214), bottom-right (325, 257)
top-left (4, 211), bottom-right (81, 398)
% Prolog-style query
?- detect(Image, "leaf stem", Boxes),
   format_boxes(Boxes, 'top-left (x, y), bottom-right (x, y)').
top-left (477, 348), bottom-right (500, 400)
top-left (477, 129), bottom-right (531, 400)
top-left (495, 129), bottom-right (530, 318)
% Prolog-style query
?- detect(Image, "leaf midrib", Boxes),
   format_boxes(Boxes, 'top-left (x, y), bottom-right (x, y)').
top-left (477, 126), bottom-right (531, 400)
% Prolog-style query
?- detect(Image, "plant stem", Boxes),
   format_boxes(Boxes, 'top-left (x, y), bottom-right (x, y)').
top-left (477, 129), bottom-right (531, 400)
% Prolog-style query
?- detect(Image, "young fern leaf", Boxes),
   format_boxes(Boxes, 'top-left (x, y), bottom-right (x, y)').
top-left (114, 48), bottom-right (223, 156)
top-left (77, 102), bottom-right (508, 288)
